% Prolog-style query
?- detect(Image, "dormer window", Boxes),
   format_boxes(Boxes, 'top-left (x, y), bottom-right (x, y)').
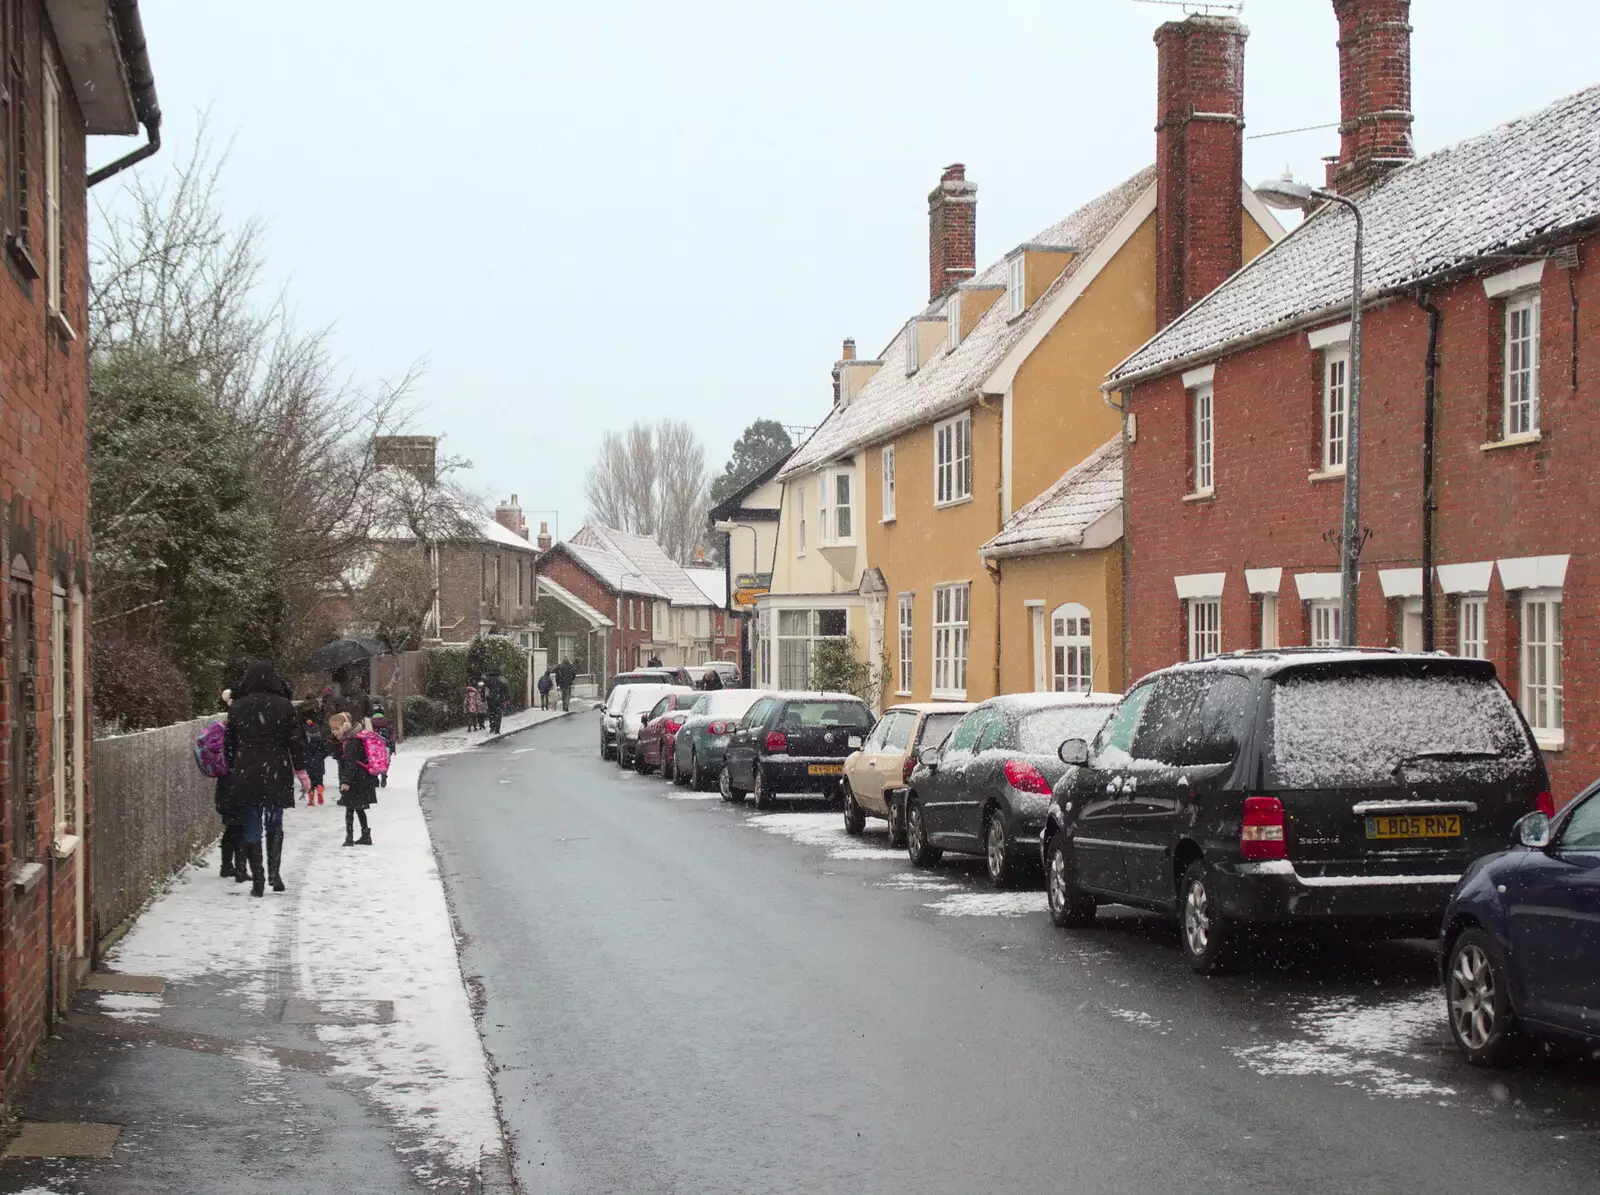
top-left (946, 293), bottom-right (961, 350)
top-left (905, 324), bottom-right (917, 376)
top-left (1007, 254), bottom-right (1025, 318)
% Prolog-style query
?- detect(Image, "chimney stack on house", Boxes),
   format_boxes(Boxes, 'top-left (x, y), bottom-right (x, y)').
top-left (536, 520), bottom-right (553, 552)
top-left (1153, 14), bottom-right (1248, 329)
top-left (373, 435), bottom-right (439, 484)
top-left (494, 494), bottom-right (528, 539)
top-left (1328, 0), bottom-right (1414, 193)
top-left (841, 338), bottom-right (856, 361)
top-left (927, 163), bottom-right (977, 301)
top-left (833, 338), bottom-right (857, 407)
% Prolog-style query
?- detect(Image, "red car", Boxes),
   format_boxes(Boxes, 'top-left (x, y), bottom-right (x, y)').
top-left (633, 691), bottom-right (704, 779)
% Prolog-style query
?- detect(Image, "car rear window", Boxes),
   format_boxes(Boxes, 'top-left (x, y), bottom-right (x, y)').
top-left (705, 690), bottom-right (762, 718)
top-left (917, 712), bottom-right (965, 749)
top-left (1267, 671), bottom-right (1534, 789)
top-left (781, 701), bottom-right (872, 730)
top-left (1017, 705), bottom-right (1116, 755)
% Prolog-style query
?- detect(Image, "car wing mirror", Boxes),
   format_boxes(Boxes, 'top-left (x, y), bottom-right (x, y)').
top-left (918, 746), bottom-right (942, 769)
top-left (1516, 811), bottom-right (1551, 849)
top-left (1058, 738), bottom-right (1090, 767)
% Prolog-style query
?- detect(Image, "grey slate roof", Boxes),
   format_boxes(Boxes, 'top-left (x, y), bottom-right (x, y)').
top-left (979, 437), bottom-right (1123, 559)
top-left (559, 537), bottom-right (670, 599)
top-left (570, 524), bottom-right (718, 606)
top-left (1110, 84), bottom-right (1600, 385)
top-left (780, 167), bottom-right (1158, 478)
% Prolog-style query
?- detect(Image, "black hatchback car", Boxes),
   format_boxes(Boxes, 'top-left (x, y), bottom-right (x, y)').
top-left (1043, 651), bottom-right (1550, 973)
top-left (720, 692), bottom-right (874, 810)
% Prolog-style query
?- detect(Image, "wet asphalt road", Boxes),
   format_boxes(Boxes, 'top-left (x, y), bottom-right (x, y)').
top-left (424, 713), bottom-right (1600, 1195)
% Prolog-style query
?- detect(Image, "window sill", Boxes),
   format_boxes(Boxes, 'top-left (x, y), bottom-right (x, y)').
top-left (880, 516), bottom-right (896, 525)
top-left (49, 309), bottom-right (76, 342)
top-left (894, 690), bottom-right (913, 698)
top-left (10, 861), bottom-right (44, 896)
top-left (6, 234), bottom-right (38, 281)
top-left (1181, 491), bottom-right (1215, 504)
top-left (934, 495), bottom-right (974, 510)
top-left (1307, 466), bottom-right (1346, 483)
top-left (930, 690), bottom-right (968, 701)
top-left (1533, 730), bottom-right (1565, 752)
top-left (53, 833), bottom-right (80, 860)
top-left (1481, 431), bottom-right (1542, 452)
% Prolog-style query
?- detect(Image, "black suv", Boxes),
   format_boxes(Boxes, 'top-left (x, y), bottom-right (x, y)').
top-left (1043, 651), bottom-right (1549, 973)
top-left (720, 693), bottom-right (874, 810)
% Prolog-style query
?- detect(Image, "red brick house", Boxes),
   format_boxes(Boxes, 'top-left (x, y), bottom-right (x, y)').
top-left (536, 537), bottom-right (661, 690)
top-left (0, 0), bottom-right (160, 1098)
top-left (1106, 0), bottom-right (1600, 799)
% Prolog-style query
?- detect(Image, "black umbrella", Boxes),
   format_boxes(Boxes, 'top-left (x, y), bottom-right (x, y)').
top-left (303, 638), bottom-right (383, 673)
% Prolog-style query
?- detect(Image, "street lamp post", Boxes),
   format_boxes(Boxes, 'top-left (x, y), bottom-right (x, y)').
top-left (1256, 174), bottom-right (1365, 647)
top-left (713, 519), bottom-right (760, 684)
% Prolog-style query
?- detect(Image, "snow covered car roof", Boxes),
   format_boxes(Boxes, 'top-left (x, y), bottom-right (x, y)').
top-left (1109, 84), bottom-right (1600, 387)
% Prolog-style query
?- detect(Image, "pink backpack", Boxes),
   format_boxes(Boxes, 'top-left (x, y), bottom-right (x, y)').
top-left (194, 720), bottom-right (229, 778)
top-left (356, 729), bottom-right (390, 776)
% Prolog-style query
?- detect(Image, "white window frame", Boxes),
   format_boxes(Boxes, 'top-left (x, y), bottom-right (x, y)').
top-left (776, 608), bottom-right (849, 690)
top-left (1520, 588), bottom-right (1563, 747)
top-left (1458, 595), bottom-right (1487, 660)
top-left (51, 590), bottom-right (65, 829)
top-left (796, 483), bottom-right (807, 556)
top-left (1050, 602), bottom-right (1093, 694)
top-left (43, 44), bottom-right (64, 324)
top-left (820, 466), bottom-right (854, 545)
top-left (897, 593), bottom-right (914, 695)
top-left (1007, 254), bottom-right (1025, 318)
top-left (932, 583), bottom-right (970, 698)
top-left (1259, 593), bottom-right (1279, 649)
top-left (1309, 599), bottom-right (1341, 648)
top-left (1322, 347), bottom-right (1349, 472)
top-left (1187, 597), bottom-right (1220, 661)
top-left (1028, 603), bottom-right (1047, 692)
top-left (1503, 291), bottom-right (1541, 438)
top-left (1192, 383), bottom-right (1214, 495)
top-left (905, 324), bottom-right (919, 375)
top-left (934, 412), bottom-right (972, 506)
top-left (946, 293), bottom-right (961, 350)
top-left (881, 444), bottom-right (896, 522)
top-left (1400, 596), bottom-right (1423, 653)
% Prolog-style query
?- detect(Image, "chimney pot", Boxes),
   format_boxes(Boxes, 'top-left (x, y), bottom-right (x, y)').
top-left (536, 520), bottom-right (552, 552)
top-left (928, 163), bottom-right (978, 301)
top-left (1330, 0), bottom-right (1415, 194)
top-left (842, 338), bottom-right (856, 361)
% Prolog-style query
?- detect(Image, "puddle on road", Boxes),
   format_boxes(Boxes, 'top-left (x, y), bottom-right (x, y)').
top-left (745, 812), bottom-right (902, 860)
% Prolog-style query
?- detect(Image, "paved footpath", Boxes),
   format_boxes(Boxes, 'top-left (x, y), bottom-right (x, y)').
top-left (0, 704), bottom-right (578, 1195)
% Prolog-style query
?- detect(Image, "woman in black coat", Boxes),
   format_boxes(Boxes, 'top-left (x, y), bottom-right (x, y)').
top-left (225, 661), bottom-right (308, 897)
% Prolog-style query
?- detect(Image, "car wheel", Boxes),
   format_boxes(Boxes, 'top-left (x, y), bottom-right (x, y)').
top-left (842, 783), bottom-right (866, 836)
top-left (752, 766), bottom-right (775, 810)
top-left (617, 742), bottom-right (631, 769)
top-left (886, 794), bottom-right (907, 849)
top-left (601, 738), bottom-right (614, 762)
top-left (1046, 835), bottom-right (1097, 928)
top-left (692, 752), bottom-right (707, 792)
top-left (984, 807), bottom-right (1020, 889)
top-left (663, 750), bottom-right (676, 784)
top-left (634, 744), bottom-right (651, 774)
top-left (1446, 927), bottom-right (1523, 1067)
top-left (905, 796), bottom-right (942, 867)
top-left (719, 765), bottom-right (744, 803)
top-left (1178, 860), bottom-right (1239, 975)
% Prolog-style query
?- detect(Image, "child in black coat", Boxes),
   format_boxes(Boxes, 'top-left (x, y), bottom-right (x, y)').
top-left (331, 712), bottom-right (378, 846)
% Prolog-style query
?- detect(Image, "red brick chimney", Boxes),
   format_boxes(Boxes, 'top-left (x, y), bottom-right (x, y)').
top-left (1328, 0), bottom-right (1414, 194)
top-left (927, 164), bottom-right (977, 301)
top-left (1154, 14), bottom-right (1248, 329)
top-left (535, 520), bottom-right (552, 552)
top-left (494, 494), bottom-right (528, 539)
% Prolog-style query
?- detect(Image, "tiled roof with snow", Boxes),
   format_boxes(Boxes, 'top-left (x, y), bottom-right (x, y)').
top-left (1110, 84), bottom-right (1600, 384)
top-left (537, 575), bottom-right (614, 627)
top-left (570, 524), bottom-right (718, 606)
top-left (979, 437), bottom-right (1122, 559)
top-left (780, 167), bottom-right (1157, 478)
top-left (559, 537), bottom-right (670, 599)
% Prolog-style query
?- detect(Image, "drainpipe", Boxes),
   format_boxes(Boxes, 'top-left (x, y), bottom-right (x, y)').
top-left (88, 0), bottom-right (163, 187)
top-left (1415, 291), bottom-right (1442, 651)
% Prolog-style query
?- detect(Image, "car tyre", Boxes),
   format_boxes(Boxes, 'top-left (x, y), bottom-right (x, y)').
top-left (751, 766), bottom-right (775, 810)
top-left (601, 738), bottom-right (615, 762)
top-left (843, 783), bottom-right (867, 836)
top-left (1178, 860), bottom-right (1240, 975)
top-left (886, 794), bottom-right (907, 849)
top-left (984, 806), bottom-right (1021, 889)
top-left (662, 750), bottom-right (676, 784)
top-left (719, 765), bottom-right (744, 804)
top-left (1046, 835), bottom-right (1097, 928)
top-left (617, 742), bottom-right (632, 770)
top-left (905, 796), bottom-right (942, 867)
top-left (634, 743), bottom-right (651, 775)
top-left (1446, 927), bottom-right (1524, 1067)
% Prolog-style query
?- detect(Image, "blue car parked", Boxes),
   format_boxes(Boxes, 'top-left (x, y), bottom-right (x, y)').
top-left (1441, 781), bottom-right (1600, 1066)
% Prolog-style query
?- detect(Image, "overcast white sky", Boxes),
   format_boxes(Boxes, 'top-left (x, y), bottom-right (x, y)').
top-left (98, 1), bottom-right (1600, 537)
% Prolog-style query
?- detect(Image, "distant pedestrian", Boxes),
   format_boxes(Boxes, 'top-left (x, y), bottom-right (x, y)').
top-left (537, 669), bottom-right (553, 711)
top-left (699, 668), bottom-right (723, 692)
top-left (201, 689), bottom-right (248, 883)
top-left (371, 702), bottom-right (395, 787)
top-left (331, 712), bottom-right (378, 846)
top-left (338, 682), bottom-right (375, 732)
top-left (648, 653), bottom-right (663, 668)
top-left (484, 669), bottom-right (508, 735)
top-left (555, 657), bottom-right (576, 712)
top-left (225, 662), bottom-right (309, 897)
top-left (463, 682), bottom-right (482, 730)
top-left (296, 701), bottom-right (327, 805)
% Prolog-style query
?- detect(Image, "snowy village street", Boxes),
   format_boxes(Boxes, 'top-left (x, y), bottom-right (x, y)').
top-left (426, 714), bottom-right (1600, 1195)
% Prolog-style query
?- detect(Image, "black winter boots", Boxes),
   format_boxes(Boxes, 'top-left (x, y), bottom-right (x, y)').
top-left (266, 832), bottom-right (286, 892)
top-left (246, 842), bottom-right (266, 898)
top-left (219, 826), bottom-right (237, 878)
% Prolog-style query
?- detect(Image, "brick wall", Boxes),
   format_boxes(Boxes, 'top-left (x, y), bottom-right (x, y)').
top-left (1125, 234), bottom-right (1600, 800)
top-left (0, 1), bottom-right (95, 1103)
top-left (434, 541), bottom-right (538, 644)
top-left (537, 548), bottom-right (655, 683)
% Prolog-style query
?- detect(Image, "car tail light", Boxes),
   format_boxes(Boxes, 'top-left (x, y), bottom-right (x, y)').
top-left (1536, 790), bottom-right (1556, 818)
top-left (1240, 796), bottom-right (1287, 860)
top-left (765, 731), bottom-right (788, 753)
top-left (1003, 760), bottom-right (1053, 795)
top-left (666, 717), bottom-right (684, 731)
top-left (903, 754), bottom-right (917, 784)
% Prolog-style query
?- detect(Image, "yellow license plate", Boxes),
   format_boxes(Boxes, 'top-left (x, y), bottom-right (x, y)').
top-left (808, 764), bottom-right (843, 776)
top-left (1365, 814), bottom-right (1461, 839)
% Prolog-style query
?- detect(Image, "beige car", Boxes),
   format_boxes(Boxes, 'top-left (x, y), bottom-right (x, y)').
top-left (842, 703), bottom-right (974, 844)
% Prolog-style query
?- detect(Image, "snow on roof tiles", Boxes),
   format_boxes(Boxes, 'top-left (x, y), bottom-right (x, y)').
top-left (1110, 84), bottom-right (1600, 385)
top-left (537, 574), bottom-right (615, 627)
top-left (781, 167), bottom-right (1157, 478)
top-left (558, 537), bottom-right (670, 599)
top-left (979, 437), bottom-right (1122, 559)
top-left (569, 525), bottom-right (718, 606)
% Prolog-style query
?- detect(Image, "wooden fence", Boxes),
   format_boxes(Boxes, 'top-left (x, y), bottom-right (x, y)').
top-left (92, 715), bottom-right (220, 946)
